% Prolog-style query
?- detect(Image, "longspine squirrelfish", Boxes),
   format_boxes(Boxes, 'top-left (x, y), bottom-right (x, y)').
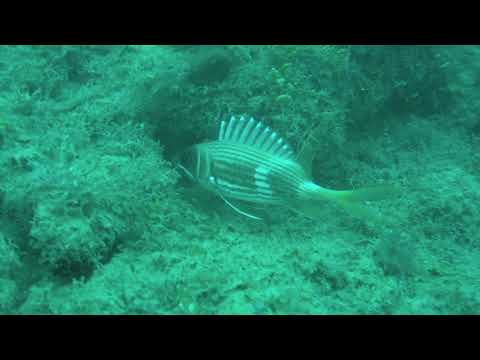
top-left (177, 116), bottom-right (396, 220)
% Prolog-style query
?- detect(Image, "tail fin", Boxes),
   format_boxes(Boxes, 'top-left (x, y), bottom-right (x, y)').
top-left (330, 185), bottom-right (400, 220)
top-left (331, 185), bottom-right (400, 203)
top-left (298, 182), bottom-right (400, 221)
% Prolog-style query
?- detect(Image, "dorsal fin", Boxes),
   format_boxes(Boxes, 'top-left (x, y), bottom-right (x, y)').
top-left (297, 123), bottom-right (322, 177)
top-left (218, 116), bottom-right (294, 159)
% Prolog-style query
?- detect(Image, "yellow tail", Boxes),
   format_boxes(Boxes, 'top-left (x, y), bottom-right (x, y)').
top-left (297, 182), bottom-right (400, 221)
top-left (326, 185), bottom-right (399, 202)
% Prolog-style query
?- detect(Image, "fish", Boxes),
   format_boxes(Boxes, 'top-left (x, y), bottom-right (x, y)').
top-left (176, 116), bottom-right (397, 221)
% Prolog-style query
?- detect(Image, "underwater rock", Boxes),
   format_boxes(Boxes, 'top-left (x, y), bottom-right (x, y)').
top-left (187, 48), bottom-right (234, 85)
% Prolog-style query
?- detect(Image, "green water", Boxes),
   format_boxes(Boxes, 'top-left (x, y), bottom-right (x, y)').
top-left (0, 45), bottom-right (478, 314)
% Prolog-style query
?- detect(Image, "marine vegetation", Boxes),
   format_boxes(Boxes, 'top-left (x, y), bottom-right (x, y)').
top-left (0, 45), bottom-right (478, 314)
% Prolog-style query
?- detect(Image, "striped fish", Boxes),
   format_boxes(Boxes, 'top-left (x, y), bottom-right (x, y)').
top-left (177, 116), bottom-right (396, 220)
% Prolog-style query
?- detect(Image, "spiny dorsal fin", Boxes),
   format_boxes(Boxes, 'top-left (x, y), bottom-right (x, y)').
top-left (219, 116), bottom-right (294, 159)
